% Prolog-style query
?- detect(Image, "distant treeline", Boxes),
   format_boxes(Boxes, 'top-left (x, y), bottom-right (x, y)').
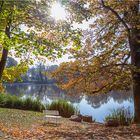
top-left (6, 57), bottom-right (58, 84)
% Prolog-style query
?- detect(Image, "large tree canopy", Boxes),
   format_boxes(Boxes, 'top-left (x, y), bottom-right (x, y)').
top-left (52, 0), bottom-right (140, 123)
top-left (0, 0), bottom-right (83, 85)
top-left (53, 0), bottom-right (140, 92)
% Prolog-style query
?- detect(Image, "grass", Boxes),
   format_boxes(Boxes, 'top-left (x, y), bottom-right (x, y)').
top-left (0, 107), bottom-right (44, 129)
top-left (46, 100), bottom-right (77, 118)
top-left (105, 107), bottom-right (133, 126)
top-left (0, 93), bottom-right (45, 112)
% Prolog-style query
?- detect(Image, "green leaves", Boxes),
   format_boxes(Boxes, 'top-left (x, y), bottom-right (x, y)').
top-left (0, 0), bottom-right (83, 61)
top-left (0, 0), bottom-right (84, 89)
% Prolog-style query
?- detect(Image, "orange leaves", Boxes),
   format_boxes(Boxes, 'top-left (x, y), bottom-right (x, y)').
top-left (52, 37), bottom-right (132, 93)
top-left (0, 123), bottom-right (46, 139)
top-left (47, 0), bottom-right (139, 94)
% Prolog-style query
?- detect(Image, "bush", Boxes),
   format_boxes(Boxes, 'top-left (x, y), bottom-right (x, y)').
top-left (0, 93), bottom-right (45, 112)
top-left (46, 100), bottom-right (76, 118)
top-left (105, 107), bottom-right (133, 126)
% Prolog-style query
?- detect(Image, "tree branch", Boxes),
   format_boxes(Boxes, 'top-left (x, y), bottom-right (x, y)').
top-left (0, 0), bottom-right (4, 13)
top-left (100, 0), bottom-right (130, 34)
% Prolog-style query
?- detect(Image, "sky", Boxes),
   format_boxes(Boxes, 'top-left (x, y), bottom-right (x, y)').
top-left (46, 2), bottom-right (93, 65)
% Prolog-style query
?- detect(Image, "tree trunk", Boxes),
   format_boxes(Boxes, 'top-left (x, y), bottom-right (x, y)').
top-left (131, 28), bottom-right (140, 123)
top-left (0, 24), bottom-right (10, 80)
top-left (0, 48), bottom-right (8, 80)
top-left (133, 75), bottom-right (140, 123)
top-left (133, 53), bottom-right (140, 123)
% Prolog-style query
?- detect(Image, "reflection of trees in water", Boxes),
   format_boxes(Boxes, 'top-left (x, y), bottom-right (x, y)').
top-left (5, 84), bottom-right (63, 99)
top-left (63, 94), bottom-right (83, 104)
top-left (36, 84), bottom-right (65, 100)
top-left (5, 84), bottom-right (133, 108)
top-left (109, 90), bottom-right (133, 103)
top-left (4, 84), bottom-right (30, 96)
top-left (86, 94), bottom-right (109, 109)
top-left (28, 85), bottom-right (83, 104)
top-left (85, 90), bottom-right (133, 109)
top-left (5, 84), bottom-right (83, 104)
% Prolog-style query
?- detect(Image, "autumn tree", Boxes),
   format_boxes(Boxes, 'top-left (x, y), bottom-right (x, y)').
top-left (0, 0), bottom-right (81, 86)
top-left (52, 0), bottom-right (140, 123)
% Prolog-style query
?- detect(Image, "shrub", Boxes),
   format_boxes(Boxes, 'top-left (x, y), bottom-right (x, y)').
top-left (46, 100), bottom-right (76, 118)
top-left (0, 93), bottom-right (45, 112)
top-left (105, 107), bottom-right (133, 126)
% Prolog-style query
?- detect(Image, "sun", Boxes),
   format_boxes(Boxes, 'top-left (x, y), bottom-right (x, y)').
top-left (50, 2), bottom-right (67, 21)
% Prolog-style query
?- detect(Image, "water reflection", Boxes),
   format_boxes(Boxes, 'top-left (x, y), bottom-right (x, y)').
top-left (85, 90), bottom-right (133, 109)
top-left (4, 83), bottom-right (134, 122)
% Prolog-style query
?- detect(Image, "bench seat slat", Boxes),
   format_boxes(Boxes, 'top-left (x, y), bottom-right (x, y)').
top-left (43, 110), bottom-right (59, 115)
top-left (45, 115), bottom-right (61, 118)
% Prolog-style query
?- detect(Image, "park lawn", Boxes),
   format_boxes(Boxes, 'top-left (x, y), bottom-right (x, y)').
top-left (0, 107), bottom-right (139, 140)
top-left (0, 108), bottom-right (44, 129)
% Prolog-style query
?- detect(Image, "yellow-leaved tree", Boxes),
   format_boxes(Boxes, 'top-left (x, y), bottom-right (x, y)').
top-left (52, 0), bottom-right (140, 123)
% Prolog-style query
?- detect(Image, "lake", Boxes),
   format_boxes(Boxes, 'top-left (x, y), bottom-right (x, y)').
top-left (4, 83), bottom-right (134, 123)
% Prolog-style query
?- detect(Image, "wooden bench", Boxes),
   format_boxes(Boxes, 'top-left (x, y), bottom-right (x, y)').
top-left (43, 110), bottom-right (61, 124)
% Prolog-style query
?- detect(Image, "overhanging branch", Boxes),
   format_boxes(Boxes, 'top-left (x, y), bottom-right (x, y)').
top-left (0, 0), bottom-right (4, 13)
top-left (100, 0), bottom-right (130, 34)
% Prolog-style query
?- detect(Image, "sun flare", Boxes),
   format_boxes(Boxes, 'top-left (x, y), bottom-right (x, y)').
top-left (51, 2), bottom-right (67, 20)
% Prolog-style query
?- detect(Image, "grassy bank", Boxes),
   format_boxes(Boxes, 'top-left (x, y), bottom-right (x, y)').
top-left (0, 93), bottom-right (45, 112)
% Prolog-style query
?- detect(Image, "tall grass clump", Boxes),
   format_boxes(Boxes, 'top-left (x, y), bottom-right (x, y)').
top-left (46, 100), bottom-right (76, 118)
top-left (0, 93), bottom-right (45, 112)
top-left (105, 107), bottom-right (134, 126)
top-left (21, 97), bottom-right (45, 111)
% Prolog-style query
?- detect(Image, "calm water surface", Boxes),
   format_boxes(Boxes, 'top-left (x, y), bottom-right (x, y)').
top-left (4, 83), bottom-right (134, 122)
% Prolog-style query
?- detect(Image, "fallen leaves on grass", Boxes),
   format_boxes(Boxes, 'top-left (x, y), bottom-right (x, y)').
top-left (0, 108), bottom-right (140, 140)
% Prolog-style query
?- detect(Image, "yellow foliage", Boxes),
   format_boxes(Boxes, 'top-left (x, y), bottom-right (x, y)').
top-left (51, 0), bottom-right (139, 94)
top-left (0, 83), bottom-right (4, 92)
top-left (2, 62), bottom-right (28, 83)
top-left (0, 61), bottom-right (28, 92)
